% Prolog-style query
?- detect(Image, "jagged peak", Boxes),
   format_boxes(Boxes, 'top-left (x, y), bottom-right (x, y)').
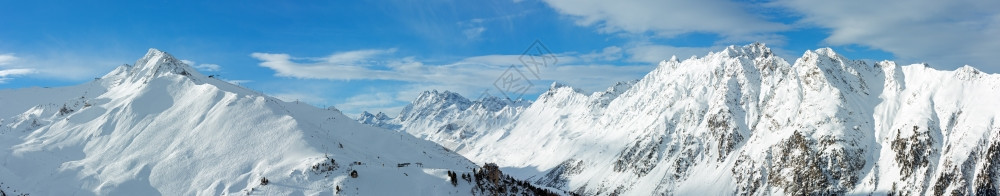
top-left (812, 47), bottom-right (838, 56)
top-left (954, 65), bottom-right (983, 80)
top-left (795, 47), bottom-right (855, 71)
top-left (374, 111), bottom-right (390, 119)
top-left (804, 47), bottom-right (850, 60)
top-left (547, 82), bottom-right (584, 93)
top-left (956, 65), bottom-right (980, 73)
top-left (472, 95), bottom-right (530, 112)
top-left (539, 82), bottom-right (585, 100)
top-left (590, 79), bottom-right (637, 104)
top-left (119, 48), bottom-right (200, 82)
top-left (359, 111), bottom-right (392, 120)
top-left (718, 42), bottom-right (774, 59)
top-left (94, 48), bottom-right (205, 88)
top-left (143, 48), bottom-right (170, 59)
top-left (413, 90), bottom-right (471, 106)
top-left (607, 80), bottom-right (637, 91)
top-left (549, 82), bottom-right (568, 90)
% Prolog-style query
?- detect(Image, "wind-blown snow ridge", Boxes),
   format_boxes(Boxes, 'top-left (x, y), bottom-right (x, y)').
top-left (0, 49), bottom-right (564, 195)
top-left (365, 43), bottom-right (1000, 195)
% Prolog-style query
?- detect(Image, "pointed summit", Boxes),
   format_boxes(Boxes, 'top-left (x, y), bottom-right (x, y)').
top-left (955, 65), bottom-right (983, 80)
top-left (135, 48), bottom-right (196, 76)
top-left (104, 48), bottom-right (201, 83)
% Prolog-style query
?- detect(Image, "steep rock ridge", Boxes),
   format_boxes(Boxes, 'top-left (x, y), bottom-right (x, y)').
top-left (365, 43), bottom-right (1000, 195)
top-left (0, 49), bottom-right (561, 195)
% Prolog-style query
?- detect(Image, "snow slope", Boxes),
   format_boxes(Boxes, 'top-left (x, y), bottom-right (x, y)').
top-left (364, 43), bottom-right (1000, 195)
top-left (0, 49), bottom-right (557, 196)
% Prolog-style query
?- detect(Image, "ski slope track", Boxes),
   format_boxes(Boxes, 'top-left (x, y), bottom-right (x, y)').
top-left (364, 43), bottom-right (1000, 195)
top-left (0, 49), bottom-right (566, 195)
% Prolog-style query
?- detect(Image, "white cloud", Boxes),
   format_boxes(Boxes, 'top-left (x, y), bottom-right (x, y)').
top-left (252, 48), bottom-right (658, 115)
top-left (251, 48), bottom-right (429, 81)
top-left (194, 64), bottom-right (221, 72)
top-left (0, 68), bottom-right (34, 84)
top-left (0, 54), bottom-right (34, 83)
top-left (0, 54), bottom-right (18, 65)
top-left (323, 48), bottom-right (397, 64)
top-left (456, 55), bottom-right (523, 67)
top-left (181, 59), bottom-right (222, 72)
top-left (225, 80), bottom-right (252, 85)
top-left (541, 0), bottom-right (789, 39)
top-left (463, 26), bottom-right (487, 40)
top-left (252, 48), bottom-right (652, 92)
top-left (774, 0), bottom-right (1000, 72)
top-left (180, 60), bottom-right (195, 66)
top-left (580, 46), bottom-right (624, 62)
top-left (540, 0), bottom-right (1000, 72)
top-left (0, 68), bottom-right (33, 77)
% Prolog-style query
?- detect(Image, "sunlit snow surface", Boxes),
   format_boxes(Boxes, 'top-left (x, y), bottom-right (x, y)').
top-left (367, 43), bottom-right (1000, 195)
top-left (0, 49), bottom-right (481, 195)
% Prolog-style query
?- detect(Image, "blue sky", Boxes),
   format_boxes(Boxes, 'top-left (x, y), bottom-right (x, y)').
top-left (2, 0), bottom-right (998, 117)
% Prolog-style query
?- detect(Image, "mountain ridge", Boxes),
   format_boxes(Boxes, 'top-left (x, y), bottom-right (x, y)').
top-left (362, 43), bottom-right (1000, 195)
top-left (0, 49), bottom-right (566, 195)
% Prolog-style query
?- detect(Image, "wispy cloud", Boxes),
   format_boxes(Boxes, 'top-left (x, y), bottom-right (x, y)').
top-left (225, 80), bottom-right (252, 85)
top-left (251, 48), bottom-right (657, 115)
top-left (0, 68), bottom-right (34, 84)
top-left (0, 54), bottom-right (18, 66)
top-left (773, 0), bottom-right (1000, 71)
top-left (0, 53), bottom-right (33, 83)
top-left (541, 0), bottom-right (789, 39)
top-left (0, 51), bottom-right (124, 82)
top-left (194, 64), bottom-right (221, 72)
top-left (463, 26), bottom-right (487, 40)
top-left (539, 0), bottom-right (1000, 72)
top-left (580, 46), bottom-right (624, 62)
top-left (251, 48), bottom-right (427, 81)
top-left (181, 59), bottom-right (222, 72)
top-left (0, 68), bottom-right (33, 76)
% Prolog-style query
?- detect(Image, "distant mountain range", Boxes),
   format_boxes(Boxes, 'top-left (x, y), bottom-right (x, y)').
top-left (362, 43), bottom-right (1000, 195)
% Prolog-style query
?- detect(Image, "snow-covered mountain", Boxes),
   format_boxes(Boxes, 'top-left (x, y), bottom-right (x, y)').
top-left (0, 49), bottom-right (563, 195)
top-left (362, 43), bottom-right (1000, 195)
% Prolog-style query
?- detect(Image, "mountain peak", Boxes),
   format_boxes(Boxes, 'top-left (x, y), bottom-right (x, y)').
top-left (136, 48), bottom-right (181, 69)
top-left (804, 47), bottom-right (843, 60)
top-left (144, 48), bottom-right (169, 58)
top-left (412, 90), bottom-right (472, 108)
top-left (549, 82), bottom-right (568, 90)
top-left (720, 42), bottom-right (773, 58)
top-left (110, 48), bottom-right (200, 83)
top-left (358, 111), bottom-right (394, 126)
top-left (955, 65), bottom-right (983, 80)
top-left (547, 82), bottom-right (584, 93)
